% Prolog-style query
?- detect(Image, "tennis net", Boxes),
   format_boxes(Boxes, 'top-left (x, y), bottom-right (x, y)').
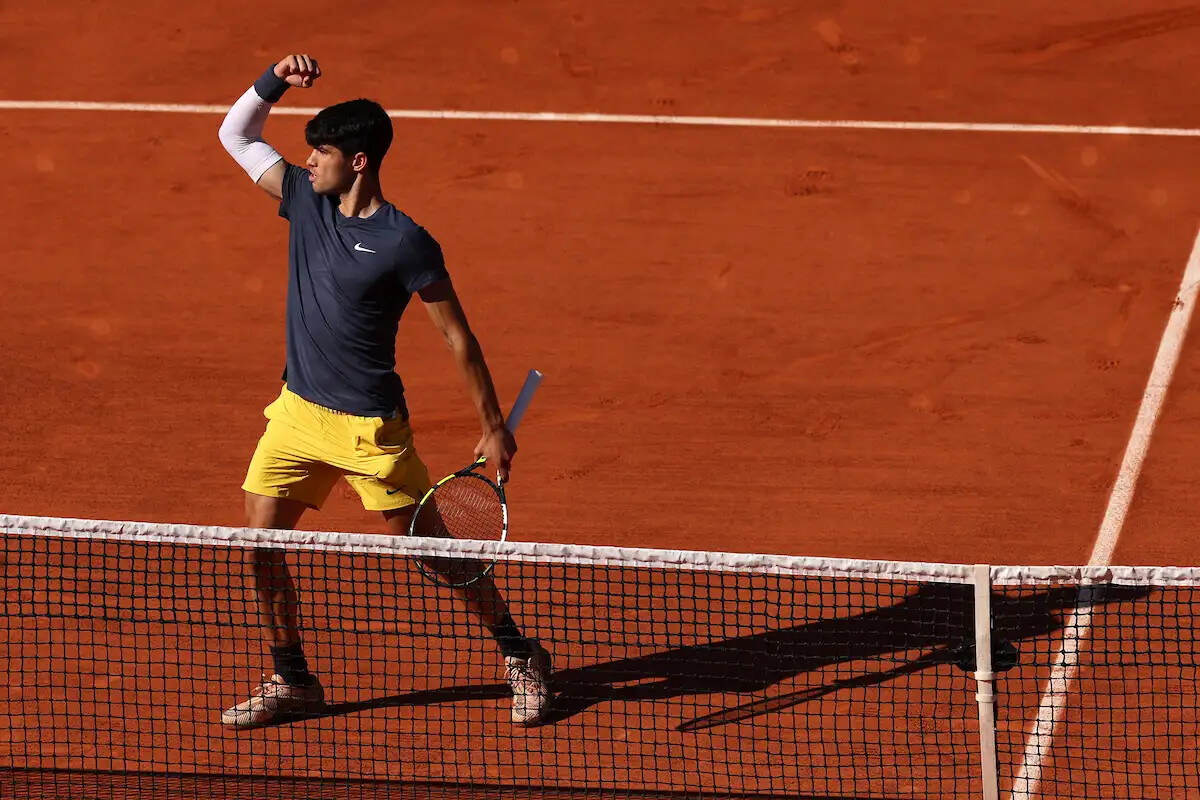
top-left (1, 515), bottom-right (1199, 799)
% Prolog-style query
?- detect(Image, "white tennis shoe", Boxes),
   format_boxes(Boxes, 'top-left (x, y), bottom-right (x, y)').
top-left (505, 640), bottom-right (553, 725)
top-left (221, 673), bottom-right (325, 729)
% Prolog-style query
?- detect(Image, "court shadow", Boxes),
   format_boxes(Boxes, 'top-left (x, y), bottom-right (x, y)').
top-left (543, 582), bottom-right (1151, 727)
top-left (311, 582), bottom-right (1150, 730)
top-left (319, 683), bottom-right (511, 718)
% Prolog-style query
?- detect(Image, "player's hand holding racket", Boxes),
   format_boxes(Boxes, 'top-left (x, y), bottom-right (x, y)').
top-left (474, 424), bottom-right (517, 485)
top-left (410, 370), bottom-right (543, 587)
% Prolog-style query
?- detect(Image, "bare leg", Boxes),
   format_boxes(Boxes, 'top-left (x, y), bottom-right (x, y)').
top-left (221, 492), bottom-right (323, 727)
top-left (244, 493), bottom-right (309, 647)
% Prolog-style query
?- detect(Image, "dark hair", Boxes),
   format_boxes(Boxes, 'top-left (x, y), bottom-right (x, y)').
top-left (305, 99), bottom-right (393, 174)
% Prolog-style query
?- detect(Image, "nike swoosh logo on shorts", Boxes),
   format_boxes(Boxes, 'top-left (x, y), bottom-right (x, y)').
top-left (354, 243), bottom-right (376, 253)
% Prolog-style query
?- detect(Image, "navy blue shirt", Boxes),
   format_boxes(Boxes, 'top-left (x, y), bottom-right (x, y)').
top-left (278, 163), bottom-right (448, 417)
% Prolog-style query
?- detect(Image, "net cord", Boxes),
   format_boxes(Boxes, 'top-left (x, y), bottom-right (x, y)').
top-left (0, 514), bottom-right (976, 583)
top-left (8, 515), bottom-right (1200, 585)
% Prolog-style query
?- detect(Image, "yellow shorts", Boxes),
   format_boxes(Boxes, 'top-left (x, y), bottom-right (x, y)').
top-left (242, 386), bottom-right (432, 512)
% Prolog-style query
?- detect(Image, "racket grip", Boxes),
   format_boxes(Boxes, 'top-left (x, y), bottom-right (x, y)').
top-left (505, 369), bottom-right (544, 433)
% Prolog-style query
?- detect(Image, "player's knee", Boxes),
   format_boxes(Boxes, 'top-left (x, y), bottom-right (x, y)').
top-left (244, 491), bottom-right (307, 530)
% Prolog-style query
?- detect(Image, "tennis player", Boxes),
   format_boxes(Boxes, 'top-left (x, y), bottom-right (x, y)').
top-left (216, 54), bottom-right (551, 728)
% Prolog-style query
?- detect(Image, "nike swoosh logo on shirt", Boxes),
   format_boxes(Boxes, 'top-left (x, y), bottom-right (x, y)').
top-left (354, 243), bottom-right (377, 253)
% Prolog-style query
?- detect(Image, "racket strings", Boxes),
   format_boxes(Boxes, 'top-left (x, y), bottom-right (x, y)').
top-left (427, 477), bottom-right (505, 541)
top-left (412, 475), bottom-right (506, 586)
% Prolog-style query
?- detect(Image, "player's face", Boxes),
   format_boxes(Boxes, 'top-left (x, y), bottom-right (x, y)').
top-left (305, 145), bottom-right (355, 194)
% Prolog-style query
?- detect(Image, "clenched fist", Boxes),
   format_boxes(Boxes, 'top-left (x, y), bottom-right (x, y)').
top-left (273, 54), bottom-right (321, 88)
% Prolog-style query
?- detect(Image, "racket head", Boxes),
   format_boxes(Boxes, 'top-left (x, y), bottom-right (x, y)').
top-left (408, 459), bottom-right (509, 588)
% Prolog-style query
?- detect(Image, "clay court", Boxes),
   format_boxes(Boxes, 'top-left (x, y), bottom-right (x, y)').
top-left (3, 2), bottom-right (1200, 798)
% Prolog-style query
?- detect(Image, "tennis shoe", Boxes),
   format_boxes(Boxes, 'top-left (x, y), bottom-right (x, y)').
top-left (221, 673), bottom-right (325, 729)
top-left (505, 640), bottom-right (552, 725)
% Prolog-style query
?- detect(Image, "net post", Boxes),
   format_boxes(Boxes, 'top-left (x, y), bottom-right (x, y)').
top-left (974, 563), bottom-right (1000, 800)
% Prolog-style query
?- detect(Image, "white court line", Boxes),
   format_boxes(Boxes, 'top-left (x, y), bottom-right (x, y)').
top-left (1007, 227), bottom-right (1200, 799)
top-left (0, 99), bottom-right (1199, 137)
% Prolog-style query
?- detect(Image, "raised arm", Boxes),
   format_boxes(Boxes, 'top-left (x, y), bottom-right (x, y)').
top-left (218, 55), bottom-right (321, 200)
top-left (419, 279), bottom-right (519, 483)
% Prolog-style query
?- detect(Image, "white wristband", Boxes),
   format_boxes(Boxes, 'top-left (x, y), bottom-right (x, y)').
top-left (218, 86), bottom-right (284, 182)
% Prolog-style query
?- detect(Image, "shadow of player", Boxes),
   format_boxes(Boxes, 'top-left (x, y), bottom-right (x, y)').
top-left (309, 581), bottom-right (1149, 730)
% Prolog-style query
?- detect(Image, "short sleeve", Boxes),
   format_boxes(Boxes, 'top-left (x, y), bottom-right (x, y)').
top-left (278, 163), bottom-right (314, 221)
top-left (396, 226), bottom-right (450, 294)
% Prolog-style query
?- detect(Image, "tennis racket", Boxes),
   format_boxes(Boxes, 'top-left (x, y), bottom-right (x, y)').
top-left (409, 369), bottom-right (544, 587)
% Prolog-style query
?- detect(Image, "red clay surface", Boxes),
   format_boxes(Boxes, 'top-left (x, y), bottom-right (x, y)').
top-left (3, 1), bottom-right (1200, 798)
top-left (1117, 308), bottom-right (1200, 566)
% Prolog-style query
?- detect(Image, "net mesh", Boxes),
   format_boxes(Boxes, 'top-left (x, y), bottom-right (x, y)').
top-left (1, 515), bottom-right (981, 799)
top-left (4, 516), bottom-right (1200, 799)
top-left (991, 572), bottom-right (1200, 799)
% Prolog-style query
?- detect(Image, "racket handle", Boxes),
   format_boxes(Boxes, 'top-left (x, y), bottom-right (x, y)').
top-left (505, 369), bottom-right (544, 433)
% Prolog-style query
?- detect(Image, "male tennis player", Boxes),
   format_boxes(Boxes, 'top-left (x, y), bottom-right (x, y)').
top-left (216, 54), bottom-right (551, 728)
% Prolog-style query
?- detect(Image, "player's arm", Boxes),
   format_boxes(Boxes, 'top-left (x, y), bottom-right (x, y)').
top-left (419, 279), bottom-right (518, 482)
top-left (218, 55), bottom-right (321, 200)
